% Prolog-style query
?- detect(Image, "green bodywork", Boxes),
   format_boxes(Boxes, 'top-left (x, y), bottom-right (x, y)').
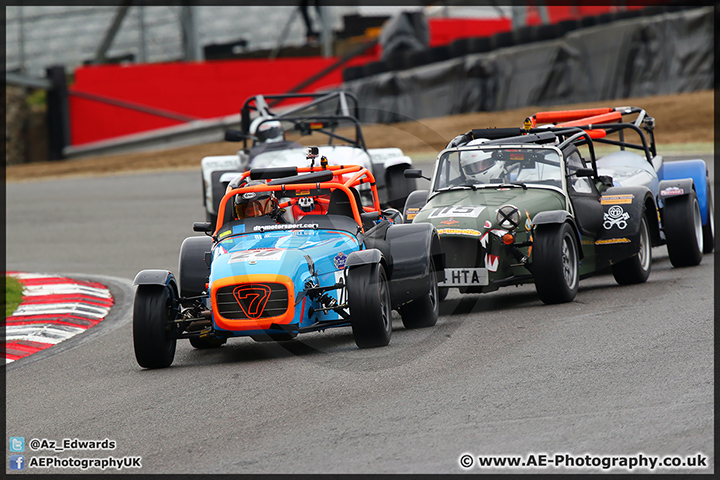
top-left (413, 186), bottom-right (597, 290)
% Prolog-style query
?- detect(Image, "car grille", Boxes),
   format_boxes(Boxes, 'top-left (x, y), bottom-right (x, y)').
top-left (215, 283), bottom-right (289, 320)
top-left (440, 236), bottom-right (485, 268)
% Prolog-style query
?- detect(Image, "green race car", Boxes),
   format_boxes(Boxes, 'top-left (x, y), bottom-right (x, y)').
top-left (403, 127), bottom-right (657, 304)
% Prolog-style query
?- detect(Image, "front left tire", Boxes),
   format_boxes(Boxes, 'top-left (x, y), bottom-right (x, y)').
top-left (532, 222), bottom-right (580, 304)
top-left (347, 263), bottom-right (392, 348)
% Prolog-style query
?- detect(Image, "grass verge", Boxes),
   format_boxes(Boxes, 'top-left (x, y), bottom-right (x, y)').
top-left (5, 275), bottom-right (24, 318)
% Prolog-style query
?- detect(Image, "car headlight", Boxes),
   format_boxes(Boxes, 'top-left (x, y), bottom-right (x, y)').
top-left (496, 204), bottom-right (521, 231)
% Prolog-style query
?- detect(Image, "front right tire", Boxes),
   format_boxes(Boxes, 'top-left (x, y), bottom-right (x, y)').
top-left (133, 285), bottom-right (179, 369)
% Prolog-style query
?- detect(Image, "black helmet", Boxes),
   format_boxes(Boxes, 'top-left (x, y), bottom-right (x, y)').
top-left (234, 181), bottom-right (277, 219)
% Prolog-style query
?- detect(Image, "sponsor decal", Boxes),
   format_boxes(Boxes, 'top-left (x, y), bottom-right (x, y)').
top-left (525, 210), bottom-right (532, 231)
top-left (219, 229), bottom-right (232, 239)
top-left (437, 228), bottom-right (482, 237)
top-left (603, 205), bottom-right (630, 230)
top-left (429, 206), bottom-right (486, 219)
top-left (229, 249), bottom-right (284, 263)
top-left (595, 238), bottom-right (631, 245)
top-left (242, 192), bottom-right (257, 200)
top-left (484, 253), bottom-right (499, 272)
top-left (484, 220), bottom-right (492, 229)
top-left (660, 186), bottom-right (684, 197)
top-left (334, 252), bottom-right (348, 270)
top-left (233, 284), bottom-right (272, 319)
top-left (440, 217), bottom-right (460, 225)
top-left (601, 194), bottom-right (634, 205)
top-left (253, 223), bottom-right (319, 231)
top-left (406, 207), bottom-right (420, 220)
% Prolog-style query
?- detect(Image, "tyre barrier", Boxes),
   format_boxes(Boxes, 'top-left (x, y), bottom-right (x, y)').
top-left (4, 272), bottom-right (114, 364)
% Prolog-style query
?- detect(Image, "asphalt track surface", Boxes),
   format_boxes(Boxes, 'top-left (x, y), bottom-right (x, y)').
top-left (5, 155), bottom-right (714, 474)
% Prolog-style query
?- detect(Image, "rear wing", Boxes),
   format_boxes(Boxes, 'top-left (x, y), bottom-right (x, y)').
top-left (527, 106), bottom-right (657, 164)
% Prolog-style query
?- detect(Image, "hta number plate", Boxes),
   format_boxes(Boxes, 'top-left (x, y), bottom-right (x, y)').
top-left (439, 268), bottom-right (489, 287)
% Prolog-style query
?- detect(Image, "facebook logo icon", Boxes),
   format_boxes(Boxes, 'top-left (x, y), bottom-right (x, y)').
top-left (10, 455), bottom-right (25, 470)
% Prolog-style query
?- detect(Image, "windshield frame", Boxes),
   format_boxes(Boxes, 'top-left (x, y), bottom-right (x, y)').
top-left (429, 144), bottom-right (568, 199)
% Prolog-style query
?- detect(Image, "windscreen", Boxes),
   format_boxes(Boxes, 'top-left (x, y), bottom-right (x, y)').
top-left (434, 147), bottom-right (563, 191)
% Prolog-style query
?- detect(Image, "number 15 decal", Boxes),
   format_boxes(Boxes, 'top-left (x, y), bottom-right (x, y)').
top-left (428, 206), bottom-right (486, 218)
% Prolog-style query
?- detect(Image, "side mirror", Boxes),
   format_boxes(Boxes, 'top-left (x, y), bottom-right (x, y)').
top-left (404, 169), bottom-right (430, 181)
top-left (224, 129), bottom-right (248, 142)
top-left (575, 168), bottom-right (595, 178)
top-left (193, 222), bottom-right (213, 233)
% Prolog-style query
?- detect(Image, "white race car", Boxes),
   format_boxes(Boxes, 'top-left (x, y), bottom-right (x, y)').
top-left (201, 91), bottom-right (416, 224)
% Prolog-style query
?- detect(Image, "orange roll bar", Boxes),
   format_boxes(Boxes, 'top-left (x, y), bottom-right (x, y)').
top-left (557, 111), bottom-right (622, 128)
top-left (534, 108), bottom-right (615, 124)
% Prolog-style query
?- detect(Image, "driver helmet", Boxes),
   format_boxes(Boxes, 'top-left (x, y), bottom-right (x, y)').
top-left (459, 138), bottom-right (505, 183)
top-left (250, 118), bottom-right (284, 143)
top-left (234, 181), bottom-right (277, 219)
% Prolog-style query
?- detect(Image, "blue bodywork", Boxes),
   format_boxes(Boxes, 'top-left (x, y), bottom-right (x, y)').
top-left (209, 222), bottom-right (359, 336)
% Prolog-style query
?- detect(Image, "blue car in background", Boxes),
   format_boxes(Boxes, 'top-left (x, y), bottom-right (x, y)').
top-left (132, 161), bottom-right (443, 369)
top-left (527, 105), bottom-right (714, 266)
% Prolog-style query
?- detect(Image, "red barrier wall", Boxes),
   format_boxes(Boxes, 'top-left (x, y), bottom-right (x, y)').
top-left (69, 57), bottom-right (363, 145)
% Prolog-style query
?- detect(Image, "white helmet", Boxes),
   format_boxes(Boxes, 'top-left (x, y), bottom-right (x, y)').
top-left (459, 139), bottom-right (505, 183)
top-left (249, 118), bottom-right (284, 143)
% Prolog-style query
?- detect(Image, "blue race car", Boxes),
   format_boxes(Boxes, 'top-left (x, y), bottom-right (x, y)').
top-left (132, 158), bottom-right (443, 369)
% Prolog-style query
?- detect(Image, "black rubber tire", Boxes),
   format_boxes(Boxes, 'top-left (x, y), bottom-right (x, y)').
top-left (663, 191), bottom-right (703, 267)
top-left (532, 223), bottom-right (580, 304)
top-left (438, 287), bottom-right (449, 302)
top-left (612, 214), bottom-right (652, 285)
top-left (347, 263), bottom-right (392, 348)
top-left (189, 335), bottom-right (227, 349)
top-left (133, 285), bottom-right (179, 369)
top-left (178, 236), bottom-right (212, 300)
top-left (702, 180), bottom-right (714, 253)
top-left (385, 167), bottom-right (417, 210)
top-left (398, 258), bottom-right (439, 329)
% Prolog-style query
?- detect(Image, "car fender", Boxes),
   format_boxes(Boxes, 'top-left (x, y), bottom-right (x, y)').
top-left (532, 210), bottom-right (584, 260)
top-left (385, 222), bottom-right (444, 307)
top-left (595, 186), bottom-right (659, 260)
top-left (402, 190), bottom-right (429, 223)
top-left (660, 159), bottom-right (709, 225)
top-left (132, 269), bottom-right (179, 298)
top-left (346, 248), bottom-right (384, 269)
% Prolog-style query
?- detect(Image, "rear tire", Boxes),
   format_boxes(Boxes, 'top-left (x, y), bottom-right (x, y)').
top-left (532, 223), bottom-right (579, 304)
top-left (347, 263), bottom-right (392, 348)
top-left (438, 287), bottom-right (449, 302)
top-left (612, 214), bottom-right (651, 284)
top-left (702, 180), bottom-right (714, 253)
top-left (664, 191), bottom-right (703, 267)
top-left (399, 258), bottom-right (439, 329)
top-left (133, 285), bottom-right (179, 369)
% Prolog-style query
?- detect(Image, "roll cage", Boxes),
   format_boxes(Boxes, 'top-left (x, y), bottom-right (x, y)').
top-left (527, 106), bottom-right (657, 163)
top-left (213, 164), bottom-right (382, 237)
top-left (236, 91), bottom-right (367, 151)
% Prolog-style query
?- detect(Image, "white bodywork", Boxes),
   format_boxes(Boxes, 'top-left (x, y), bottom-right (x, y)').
top-left (201, 146), bottom-right (412, 215)
top-left (595, 150), bottom-right (661, 194)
